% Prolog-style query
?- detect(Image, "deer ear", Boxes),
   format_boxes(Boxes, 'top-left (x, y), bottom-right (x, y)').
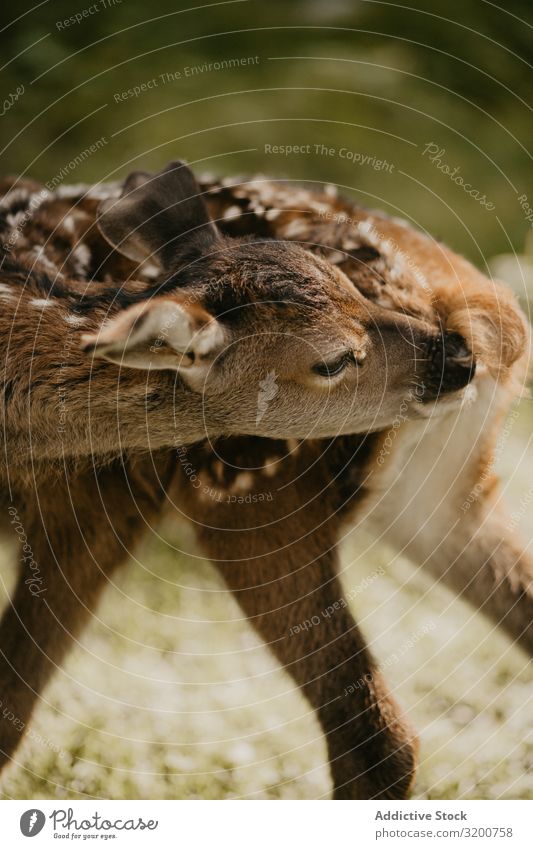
top-left (96, 161), bottom-right (219, 268)
top-left (81, 297), bottom-right (226, 375)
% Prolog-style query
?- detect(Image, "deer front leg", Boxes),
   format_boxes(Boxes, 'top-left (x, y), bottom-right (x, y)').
top-left (177, 437), bottom-right (418, 800)
top-left (0, 454), bottom-right (173, 772)
top-left (214, 545), bottom-right (418, 799)
top-left (0, 514), bottom-right (110, 771)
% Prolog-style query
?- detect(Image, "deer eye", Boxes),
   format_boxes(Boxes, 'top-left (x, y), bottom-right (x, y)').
top-left (312, 351), bottom-right (354, 378)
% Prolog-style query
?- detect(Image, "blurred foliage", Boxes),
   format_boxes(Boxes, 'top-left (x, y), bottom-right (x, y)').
top-left (1, 0), bottom-right (532, 264)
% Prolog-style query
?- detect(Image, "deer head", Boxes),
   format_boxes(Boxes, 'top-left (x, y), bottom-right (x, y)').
top-left (82, 161), bottom-right (475, 440)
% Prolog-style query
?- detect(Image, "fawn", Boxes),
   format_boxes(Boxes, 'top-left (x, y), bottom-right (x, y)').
top-left (0, 161), bottom-right (529, 798)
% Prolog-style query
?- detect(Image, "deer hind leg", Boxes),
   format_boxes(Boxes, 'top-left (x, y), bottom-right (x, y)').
top-left (449, 502), bottom-right (533, 653)
top-left (390, 497), bottom-right (533, 654)
top-left (368, 377), bottom-right (533, 655)
top-left (174, 440), bottom-right (418, 799)
top-left (0, 454), bottom-right (173, 772)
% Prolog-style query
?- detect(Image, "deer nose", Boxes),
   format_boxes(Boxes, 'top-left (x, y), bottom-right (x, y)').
top-left (424, 331), bottom-right (476, 398)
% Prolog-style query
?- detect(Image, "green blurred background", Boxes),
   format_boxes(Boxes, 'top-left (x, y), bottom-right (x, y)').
top-left (3, 0), bottom-right (533, 269)
top-left (0, 0), bottom-right (532, 800)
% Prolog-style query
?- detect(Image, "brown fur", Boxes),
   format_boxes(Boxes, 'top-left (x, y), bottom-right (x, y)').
top-left (0, 165), bottom-right (529, 799)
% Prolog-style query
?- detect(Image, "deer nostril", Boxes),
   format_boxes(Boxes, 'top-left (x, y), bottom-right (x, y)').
top-left (442, 331), bottom-right (472, 362)
top-left (423, 331), bottom-right (476, 398)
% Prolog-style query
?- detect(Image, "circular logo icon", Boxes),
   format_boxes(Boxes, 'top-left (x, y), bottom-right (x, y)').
top-left (20, 809), bottom-right (46, 837)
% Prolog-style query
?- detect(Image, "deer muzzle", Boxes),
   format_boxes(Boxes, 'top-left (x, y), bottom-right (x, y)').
top-left (422, 331), bottom-right (476, 400)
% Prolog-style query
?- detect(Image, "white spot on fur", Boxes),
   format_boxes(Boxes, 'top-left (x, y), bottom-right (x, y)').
top-left (62, 216), bottom-right (75, 234)
top-left (231, 472), bottom-right (254, 492)
top-left (65, 313), bottom-right (85, 327)
top-left (70, 243), bottom-right (91, 278)
top-left (326, 250), bottom-right (345, 264)
top-left (29, 247), bottom-right (59, 276)
top-left (31, 298), bottom-right (54, 309)
top-left (0, 188), bottom-right (29, 213)
top-left (262, 456), bottom-right (281, 477)
top-left (223, 205), bottom-right (241, 220)
top-left (55, 182), bottom-right (121, 201)
top-left (391, 215), bottom-right (410, 228)
top-left (309, 201), bottom-right (330, 215)
top-left (0, 283), bottom-right (15, 301)
top-left (342, 237), bottom-right (360, 250)
top-left (6, 210), bottom-right (28, 231)
top-left (140, 261), bottom-right (160, 280)
top-left (281, 219), bottom-right (309, 239)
